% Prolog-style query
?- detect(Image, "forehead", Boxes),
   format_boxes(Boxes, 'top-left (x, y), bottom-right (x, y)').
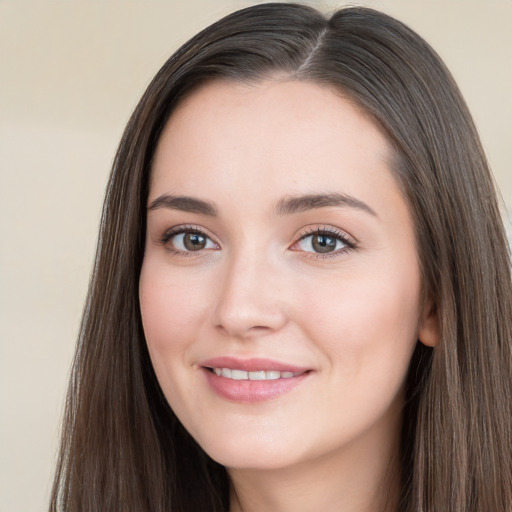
top-left (150, 79), bottom-right (400, 216)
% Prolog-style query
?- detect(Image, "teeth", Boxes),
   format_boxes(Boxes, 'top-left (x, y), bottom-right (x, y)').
top-left (211, 368), bottom-right (303, 380)
top-left (231, 369), bottom-right (248, 380)
top-left (249, 371), bottom-right (266, 380)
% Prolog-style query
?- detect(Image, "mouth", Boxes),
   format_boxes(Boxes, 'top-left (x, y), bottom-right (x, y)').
top-left (200, 357), bottom-right (312, 403)
top-left (206, 367), bottom-right (305, 380)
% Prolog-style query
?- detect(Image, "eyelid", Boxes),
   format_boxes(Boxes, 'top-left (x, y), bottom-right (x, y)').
top-left (156, 223), bottom-right (357, 259)
top-left (295, 225), bottom-right (357, 244)
top-left (158, 224), bottom-right (220, 254)
top-left (290, 225), bottom-right (357, 258)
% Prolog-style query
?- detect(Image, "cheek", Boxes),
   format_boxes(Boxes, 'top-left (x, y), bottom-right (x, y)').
top-left (139, 259), bottom-right (211, 366)
top-left (296, 260), bottom-right (422, 382)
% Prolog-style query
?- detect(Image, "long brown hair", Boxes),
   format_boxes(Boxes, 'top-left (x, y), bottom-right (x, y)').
top-left (50, 4), bottom-right (512, 511)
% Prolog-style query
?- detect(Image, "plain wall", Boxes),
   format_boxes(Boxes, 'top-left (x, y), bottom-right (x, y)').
top-left (1, 1), bottom-right (510, 510)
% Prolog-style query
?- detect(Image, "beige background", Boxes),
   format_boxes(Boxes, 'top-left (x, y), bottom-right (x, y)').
top-left (1, 1), bottom-right (510, 510)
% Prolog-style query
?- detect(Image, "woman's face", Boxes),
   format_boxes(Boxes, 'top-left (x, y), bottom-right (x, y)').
top-left (139, 79), bottom-right (436, 471)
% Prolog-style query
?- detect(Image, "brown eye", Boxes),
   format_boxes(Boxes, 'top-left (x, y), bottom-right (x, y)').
top-left (183, 232), bottom-right (207, 251)
top-left (168, 231), bottom-right (217, 252)
top-left (293, 230), bottom-right (352, 256)
top-left (311, 234), bottom-right (337, 253)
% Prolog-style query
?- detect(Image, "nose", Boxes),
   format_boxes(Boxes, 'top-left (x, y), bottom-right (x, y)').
top-left (212, 251), bottom-right (288, 339)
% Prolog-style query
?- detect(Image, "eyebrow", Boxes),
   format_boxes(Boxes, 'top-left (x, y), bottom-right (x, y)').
top-left (148, 194), bottom-right (218, 216)
top-left (275, 193), bottom-right (377, 217)
top-left (147, 192), bottom-right (377, 218)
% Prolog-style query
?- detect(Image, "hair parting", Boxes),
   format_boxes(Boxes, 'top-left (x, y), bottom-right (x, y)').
top-left (50, 4), bottom-right (512, 511)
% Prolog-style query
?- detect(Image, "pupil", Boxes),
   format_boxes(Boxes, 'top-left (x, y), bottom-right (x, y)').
top-left (184, 233), bottom-right (206, 251)
top-left (312, 235), bottom-right (336, 253)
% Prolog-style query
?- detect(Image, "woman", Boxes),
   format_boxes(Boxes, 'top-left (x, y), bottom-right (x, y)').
top-left (50, 3), bottom-right (512, 511)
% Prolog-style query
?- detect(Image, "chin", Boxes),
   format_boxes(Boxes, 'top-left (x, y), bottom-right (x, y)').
top-left (196, 431), bottom-right (302, 471)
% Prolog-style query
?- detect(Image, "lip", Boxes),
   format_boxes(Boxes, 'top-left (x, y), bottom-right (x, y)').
top-left (200, 357), bottom-right (312, 403)
top-left (201, 356), bottom-right (309, 373)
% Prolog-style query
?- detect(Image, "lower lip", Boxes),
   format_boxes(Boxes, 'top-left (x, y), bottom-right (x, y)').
top-left (202, 368), bottom-right (310, 403)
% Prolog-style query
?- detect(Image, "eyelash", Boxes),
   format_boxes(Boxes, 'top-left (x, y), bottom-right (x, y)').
top-left (158, 225), bottom-right (217, 258)
top-left (158, 225), bottom-right (357, 259)
top-left (293, 226), bottom-right (357, 259)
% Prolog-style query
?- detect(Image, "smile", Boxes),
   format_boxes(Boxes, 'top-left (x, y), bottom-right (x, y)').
top-left (201, 358), bottom-right (311, 403)
top-left (208, 368), bottom-right (304, 380)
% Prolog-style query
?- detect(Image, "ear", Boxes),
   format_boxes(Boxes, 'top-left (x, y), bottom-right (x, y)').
top-left (418, 300), bottom-right (439, 347)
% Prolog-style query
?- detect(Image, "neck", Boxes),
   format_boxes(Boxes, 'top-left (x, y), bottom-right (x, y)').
top-left (228, 415), bottom-right (401, 512)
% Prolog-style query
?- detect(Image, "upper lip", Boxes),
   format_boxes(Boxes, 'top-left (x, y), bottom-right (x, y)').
top-left (200, 356), bottom-right (310, 373)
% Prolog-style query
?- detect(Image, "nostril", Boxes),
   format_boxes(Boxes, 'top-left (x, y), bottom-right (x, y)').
top-left (214, 322), bottom-right (277, 339)
top-left (212, 278), bottom-right (288, 337)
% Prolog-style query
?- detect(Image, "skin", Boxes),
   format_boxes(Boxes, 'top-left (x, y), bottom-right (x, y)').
top-left (139, 79), bottom-right (437, 512)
